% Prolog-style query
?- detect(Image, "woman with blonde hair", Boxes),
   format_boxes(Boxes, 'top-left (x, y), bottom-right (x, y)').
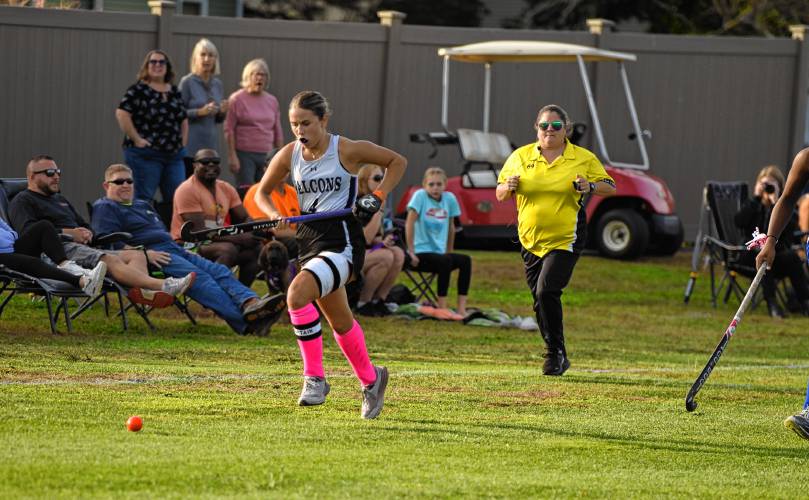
top-left (179, 38), bottom-right (228, 159)
top-left (355, 164), bottom-right (405, 316)
top-left (224, 58), bottom-right (284, 188)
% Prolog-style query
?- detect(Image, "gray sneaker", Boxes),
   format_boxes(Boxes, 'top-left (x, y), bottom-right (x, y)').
top-left (58, 260), bottom-right (87, 277)
top-left (298, 376), bottom-right (330, 406)
top-left (361, 366), bottom-right (389, 419)
top-left (162, 272), bottom-right (196, 296)
top-left (81, 261), bottom-right (107, 297)
top-left (784, 408), bottom-right (809, 440)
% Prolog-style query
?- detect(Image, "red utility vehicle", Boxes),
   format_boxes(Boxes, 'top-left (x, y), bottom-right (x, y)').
top-left (396, 41), bottom-right (683, 259)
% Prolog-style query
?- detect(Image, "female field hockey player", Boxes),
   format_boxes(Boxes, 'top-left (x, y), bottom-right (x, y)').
top-left (255, 90), bottom-right (406, 419)
top-left (756, 147), bottom-right (809, 440)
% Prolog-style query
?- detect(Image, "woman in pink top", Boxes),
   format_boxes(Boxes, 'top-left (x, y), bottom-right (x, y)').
top-left (224, 58), bottom-right (284, 189)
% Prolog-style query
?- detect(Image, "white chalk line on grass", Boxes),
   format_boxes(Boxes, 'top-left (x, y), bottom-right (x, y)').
top-left (2, 363), bottom-right (809, 386)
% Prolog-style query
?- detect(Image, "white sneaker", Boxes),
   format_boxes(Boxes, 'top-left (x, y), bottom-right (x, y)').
top-left (80, 261), bottom-right (107, 297)
top-left (519, 316), bottom-right (539, 331)
top-left (162, 272), bottom-right (196, 296)
top-left (361, 366), bottom-right (389, 419)
top-left (298, 376), bottom-right (330, 406)
top-left (58, 260), bottom-right (87, 277)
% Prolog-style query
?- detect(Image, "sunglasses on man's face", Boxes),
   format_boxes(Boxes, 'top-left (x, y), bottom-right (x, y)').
top-left (196, 158), bottom-right (221, 166)
top-left (33, 168), bottom-right (61, 177)
top-left (109, 178), bottom-right (134, 185)
top-left (148, 59), bottom-right (167, 66)
top-left (372, 174), bottom-right (384, 182)
top-left (538, 120), bottom-right (564, 131)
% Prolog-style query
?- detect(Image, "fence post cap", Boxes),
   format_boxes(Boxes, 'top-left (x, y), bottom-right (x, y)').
top-left (377, 10), bottom-right (407, 26)
top-left (586, 18), bottom-right (616, 35)
top-left (148, 0), bottom-right (175, 16)
top-left (789, 24), bottom-right (809, 41)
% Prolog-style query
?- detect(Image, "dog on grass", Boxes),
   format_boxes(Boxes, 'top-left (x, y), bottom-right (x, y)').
top-left (258, 239), bottom-right (292, 295)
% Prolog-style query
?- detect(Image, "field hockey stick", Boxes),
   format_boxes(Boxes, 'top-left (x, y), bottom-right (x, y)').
top-left (180, 208), bottom-right (354, 242)
top-left (684, 263), bottom-right (766, 412)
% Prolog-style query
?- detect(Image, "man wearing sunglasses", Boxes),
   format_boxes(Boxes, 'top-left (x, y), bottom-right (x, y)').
top-left (170, 149), bottom-right (261, 287)
top-left (8, 155), bottom-right (196, 308)
top-left (91, 164), bottom-right (285, 335)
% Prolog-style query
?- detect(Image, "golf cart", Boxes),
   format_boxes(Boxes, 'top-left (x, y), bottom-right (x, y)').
top-left (396, 40), bottom-right (683, 259)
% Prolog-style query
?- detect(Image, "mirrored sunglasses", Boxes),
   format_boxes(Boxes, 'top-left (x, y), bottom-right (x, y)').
top-left (538, 120), bottom-right (564, 131)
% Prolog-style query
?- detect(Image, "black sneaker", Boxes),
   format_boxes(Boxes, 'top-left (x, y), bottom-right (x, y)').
top-left (243, 293), bottom-right (286, 323)
top-left (356, 301), bottom-right (383, 317)
top-left (372, 300), bottom-right (392, 317)
top-left (543, 348), bottom-right (570, 376)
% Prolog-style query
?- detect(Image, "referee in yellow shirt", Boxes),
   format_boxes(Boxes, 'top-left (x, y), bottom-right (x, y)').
top-left (496, 104), bottom-right (615, 376)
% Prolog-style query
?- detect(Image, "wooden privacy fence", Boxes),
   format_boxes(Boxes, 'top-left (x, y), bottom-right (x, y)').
top-left (2, 3), bottom-right (809, 239)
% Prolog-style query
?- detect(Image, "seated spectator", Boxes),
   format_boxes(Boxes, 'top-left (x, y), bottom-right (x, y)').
top-left (355, 164), bottom-right (404, 316)
top-left (243, 154), bottom-right (300, 259)
top-left (734, 165), bottom-right (809, 318)
top-left (171, 149), bottom-right (260, 286)
top-left (9, 155), bottom-right (195, 308)
top-left (92, 164), bottom-right (285, 335)
top-left (0, 218), bottom-right (106, 298)
top-left (405, 167), bottom-right (471, 316)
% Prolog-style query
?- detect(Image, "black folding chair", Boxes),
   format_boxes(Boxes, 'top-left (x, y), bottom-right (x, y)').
top-left (391, 218), bottom-right (439, 306)
top-left (0, 178), bottom-right (150, 332)
top-left (0, 264), bottom-right (94, 334)
top-left (0, 178), bottom-right (121, 332)
top-left (684, 181), bottom-right (784, 308)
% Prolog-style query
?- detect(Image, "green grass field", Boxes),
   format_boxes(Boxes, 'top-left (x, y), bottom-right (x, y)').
top-left (1, 250), bottom-right (808, 498)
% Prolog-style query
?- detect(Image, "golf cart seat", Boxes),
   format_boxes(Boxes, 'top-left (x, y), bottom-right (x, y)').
top-left (457, 129), bottom-right (512, 188)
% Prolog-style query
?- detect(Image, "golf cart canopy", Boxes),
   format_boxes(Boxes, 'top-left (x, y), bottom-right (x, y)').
top-left (437, 40), bottom-right (649, 170)
top-left (438, 40), bottom-right (637, 64)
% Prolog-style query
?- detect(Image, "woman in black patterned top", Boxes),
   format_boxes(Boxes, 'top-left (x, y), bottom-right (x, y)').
top-left (115, 50), bottom-right (188, 204)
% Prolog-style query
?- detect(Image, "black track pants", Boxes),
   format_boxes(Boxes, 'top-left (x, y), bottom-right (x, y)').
top-left (521, 248), bottom-right (579, 353)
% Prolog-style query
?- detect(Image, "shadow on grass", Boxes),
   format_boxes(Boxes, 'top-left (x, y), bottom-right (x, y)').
top-left (387, 417), bottom-right (808, 459)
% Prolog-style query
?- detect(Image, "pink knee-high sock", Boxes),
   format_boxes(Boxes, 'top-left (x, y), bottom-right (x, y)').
top-left (289, 304), bottom-right (324, 378)
top-left (334, 319), bottom-right (377, 387)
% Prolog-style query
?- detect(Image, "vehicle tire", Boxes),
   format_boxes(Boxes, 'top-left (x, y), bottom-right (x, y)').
top-left (595, 209), bottom-right (649, 259)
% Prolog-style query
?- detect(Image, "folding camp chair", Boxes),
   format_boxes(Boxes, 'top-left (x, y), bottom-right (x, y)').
top-left (684, 181), bottom-right (785, 309)
top-left (390, 218), bottom-right (439, 306)
top-left (0, 264), bottom-right (94, 334)
top-left (0, 178), bottom-right (149, 332)
top-left (0, 178), bottom-right (122, 332)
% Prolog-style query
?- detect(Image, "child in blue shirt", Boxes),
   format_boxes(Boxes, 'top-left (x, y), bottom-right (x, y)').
top-left (405, 167), bottom-right (471, 316)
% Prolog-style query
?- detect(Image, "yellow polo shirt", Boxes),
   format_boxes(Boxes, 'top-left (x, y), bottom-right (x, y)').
top-left (498, 140), bottom-right (614, 258)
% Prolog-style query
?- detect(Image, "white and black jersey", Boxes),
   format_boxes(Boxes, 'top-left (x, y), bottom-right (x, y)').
top-left (291, 134), bottom-right (365, 297)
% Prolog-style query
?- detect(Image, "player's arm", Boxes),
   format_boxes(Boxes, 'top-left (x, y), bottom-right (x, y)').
top-left (757, 148), bottom-right (809, 269)
top-left (255, 143), bottom-right (293, 220)
top-left (340, 138), bottom-right (407, 200)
